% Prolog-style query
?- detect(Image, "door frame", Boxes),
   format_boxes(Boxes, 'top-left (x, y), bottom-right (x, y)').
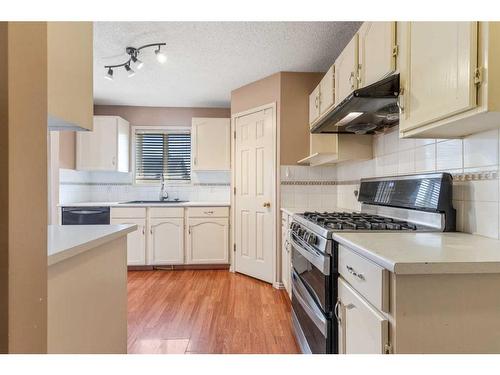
top-left (230, 102), bottom-right (279, 287)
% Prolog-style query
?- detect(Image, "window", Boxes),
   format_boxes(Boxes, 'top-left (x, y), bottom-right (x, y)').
top-left (134, 129), bottom-right (191, 184)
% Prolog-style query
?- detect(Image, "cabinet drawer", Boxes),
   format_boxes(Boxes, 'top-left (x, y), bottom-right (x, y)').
top-left (339, 245), bottom-right (389, 312)
top-left (110, 207), bottom-right (146, 218)
top-left (187, 206), bottom-right (229, 218)
top-left (149, 207), bottom-right (184, 218)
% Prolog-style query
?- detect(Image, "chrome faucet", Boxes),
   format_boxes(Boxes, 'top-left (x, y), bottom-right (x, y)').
top-left (159, 174), bottom-right (168, 201)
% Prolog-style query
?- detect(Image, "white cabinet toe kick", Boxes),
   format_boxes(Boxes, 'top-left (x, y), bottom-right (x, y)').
top-left (111, 206), bottom-right (230, 268)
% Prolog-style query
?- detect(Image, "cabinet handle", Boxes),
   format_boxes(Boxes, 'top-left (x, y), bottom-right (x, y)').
top-left (188, 226), bottom-right (191, 235)
top-left (397, 88), bottom-right (405, 114)
top-left (142, 227), bottom-right (145, 235)
top-left (346, 265), bottom-right (365, 280)
top-left (112, 156), bottom-right (116, 166)
top-left (334, 300), bottom-right (342, 323)
top-left (349, 72), bottom-right (355, 90)
top-left (345, 303), bottom-right (355, 310)
top-left (150, 228), bottom-right (153, 235)
top-left (314, 95), bottom-right (319, 109)
top-left (263, 202), bottom-right (271, 208)
top-left (204, 210), bottom-right (214, 215)
top-left (193, 156), bottom-right (197, 166)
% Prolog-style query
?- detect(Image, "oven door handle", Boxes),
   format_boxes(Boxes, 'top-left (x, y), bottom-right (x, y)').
top-left (290, 233), bottom-right (330, 275)
top-left (292, 270), bottom-right (328, 337)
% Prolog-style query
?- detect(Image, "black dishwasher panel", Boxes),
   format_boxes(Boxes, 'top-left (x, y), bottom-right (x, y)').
top-left (61, 207), bottom-right (110, 225)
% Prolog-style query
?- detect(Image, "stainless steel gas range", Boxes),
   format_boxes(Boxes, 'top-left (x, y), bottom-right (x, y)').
top-left (290, 173), bottom-right (456, 354)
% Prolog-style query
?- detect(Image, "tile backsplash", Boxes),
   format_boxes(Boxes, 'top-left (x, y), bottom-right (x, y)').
top-left (281, 126), bottom-right (500, 240)
top-left (59, 169), bottom-right (230, 204)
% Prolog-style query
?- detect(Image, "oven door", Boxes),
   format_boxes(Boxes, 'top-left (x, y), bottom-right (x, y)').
top-left (290, 232), bottom-right (332, 313)
top-left (292, 269), bottom-right (332, 354)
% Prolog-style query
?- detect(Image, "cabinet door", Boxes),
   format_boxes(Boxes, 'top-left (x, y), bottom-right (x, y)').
top-left (358, 22), bottom-right (396, 87)
top-left (111, 218), bottom-right (146, 265)
top-left (338, 278), bottom-right (389, 354)
top-left (335, 34), bottom-right (359, 105)
top-left (319, 65), bottom-right (335, 114)
top-left (399, 22), bottom-right (478, 132)
top-left (116, 117), bottom-right (130, 173)
top-left (149, 218), bottom-right (184, 265)
top-left (309, 85), bottom-right (320, 126)
top-left (77, 116), bottom-right (118, 171)
top-left (192, 118), bottom-right (230, 171)
top-left (187, 218), bottom-right (229, 264)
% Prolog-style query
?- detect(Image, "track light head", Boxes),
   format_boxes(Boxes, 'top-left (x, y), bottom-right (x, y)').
top-left (155, 46), bottom-right (167, 64)
top-left (131, 55), bottom-right (144, 70)
top-left (104, 67), bottom-right (113, 81)
top-left (125, 64), bottom-right (135, 77)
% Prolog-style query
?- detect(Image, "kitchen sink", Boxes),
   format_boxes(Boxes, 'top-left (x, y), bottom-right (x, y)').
top-left (120, 200), bottom-right (188, 204)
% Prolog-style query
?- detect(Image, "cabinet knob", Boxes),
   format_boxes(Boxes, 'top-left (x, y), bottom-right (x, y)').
top-left (263, 202), bottom-right (271, 208)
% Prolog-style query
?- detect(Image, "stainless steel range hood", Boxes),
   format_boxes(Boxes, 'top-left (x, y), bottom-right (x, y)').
top-left (310, 73), bottom-right (400, 134)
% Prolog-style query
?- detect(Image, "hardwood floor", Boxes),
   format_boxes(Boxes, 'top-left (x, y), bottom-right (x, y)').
top-left (127, 270), bottom-right (300, 354)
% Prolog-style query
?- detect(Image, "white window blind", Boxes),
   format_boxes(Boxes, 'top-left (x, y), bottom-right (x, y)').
top-left (135, 131), bottom-right (191, 183)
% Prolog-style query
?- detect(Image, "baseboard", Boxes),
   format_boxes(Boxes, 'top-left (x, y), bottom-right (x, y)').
top-left (127, 264), bottom-right (231, 271)
top-left (273, 281), bottom-right (285, 290)
top-left (127, 265), bottom-right (154, 271)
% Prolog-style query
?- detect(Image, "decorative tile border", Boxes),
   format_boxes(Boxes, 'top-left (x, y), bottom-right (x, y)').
top-left (280, 170), bottom-right (499, 187)
top-left (60, 181), bottom-right (230, 187)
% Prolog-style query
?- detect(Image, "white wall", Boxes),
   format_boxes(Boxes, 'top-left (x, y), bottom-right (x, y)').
top-left (281, 126), bottom-right (500, 240)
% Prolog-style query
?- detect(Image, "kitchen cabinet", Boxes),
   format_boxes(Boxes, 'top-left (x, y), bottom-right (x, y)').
top-left (48, 22), bottom-right (93, 131)
top-left (319, 65), bottom-right (335, 115)
top-left (399, 22), bottom-right (478, 136)
top-left (149, 218), bottom-right (184, 265)
top-left (281, 211), bottom-right (292, 298)
top-left (186, 216), bottom-right (229, 264)
top-left (192, 117), bottom-right (230, 171)
top-left (358, 22), bottom-right (396, 88)
top-left (398, 22), bottom-right (500, 138)
top-left (77, 116), bottom-right (130, 172)
top-left (337, 278), bottom-right (389, 354)
top-left (111, 217), bottom-right (146, 266)
top-left (334, 34), bottom-right (359, 106)
top-left (308, 85), bottom-right (321, 125)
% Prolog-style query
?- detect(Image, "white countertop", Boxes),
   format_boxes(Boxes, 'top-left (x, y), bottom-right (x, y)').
top-left (333, 232), bottom-right (500, 275)
top-left (59, 201), bottom-right (230, 207)
top-left (48, 224), bottom-right (137, 266)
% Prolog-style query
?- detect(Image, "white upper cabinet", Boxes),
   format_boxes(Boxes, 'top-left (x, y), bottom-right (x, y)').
top-left (149, 218), bottom-right (184, 265)
top-left (191, 117), bottom-right (230, 171)
top-left (77, 116), bottom-right (130, 172)
top-left (319, 65), bottom-right (335, 114)
top-left (399, 22), bottom-right (479, 134)
top-left (309, 85), bottom-right (321, 126)
top-left (358, 22), bottom-right (396, 87)
top-left (335, 34), bottom-right (359, 106)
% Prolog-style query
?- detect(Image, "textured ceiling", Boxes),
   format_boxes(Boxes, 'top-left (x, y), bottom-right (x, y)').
top-left (94, 22), bottom-right (361, 108)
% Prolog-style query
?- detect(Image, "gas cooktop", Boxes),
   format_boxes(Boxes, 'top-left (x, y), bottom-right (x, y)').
top-left (299, 211), bottom-right (418, 231)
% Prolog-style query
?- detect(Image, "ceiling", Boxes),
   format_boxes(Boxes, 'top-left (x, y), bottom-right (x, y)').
top-left (93, 22), bottom-right (361, 108)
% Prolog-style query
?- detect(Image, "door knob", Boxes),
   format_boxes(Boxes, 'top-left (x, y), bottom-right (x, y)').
top-left (263, 202), bottom-right (271, 208)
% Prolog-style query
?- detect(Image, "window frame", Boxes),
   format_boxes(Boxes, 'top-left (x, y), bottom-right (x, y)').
top-left (131, 125), bottom-right (192, 186)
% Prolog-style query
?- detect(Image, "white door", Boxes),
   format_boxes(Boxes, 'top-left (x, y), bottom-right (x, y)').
top-left (358, 22), bottom-right (396, 87)
top-left (319, 65), bottom-right (335, 114)
top-left (111, 218), bottom-right (146, 265)
top-left (186, 218), bottom-right (229, 264)
top-left (309, 85), bottom-right (320, 126)
top-left (338, 278), bottom-right (389, 354)
top-left (234, 107), bottom-right (275, 283)
top-left (192, 117), bottom-right (231, 171)
top-left (399, 22), bottom-right (478, 132)
top-left (149, 218), bottom-right (184, 265)
top-left (335, 34), bottom-right (359, 105)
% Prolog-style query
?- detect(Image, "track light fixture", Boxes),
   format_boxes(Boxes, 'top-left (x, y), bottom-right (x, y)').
top-left (104, 42), bottom-right (166, 80)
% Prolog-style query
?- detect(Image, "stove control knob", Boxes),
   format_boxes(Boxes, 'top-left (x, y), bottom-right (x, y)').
top-left (307, 233), bottom-right (317, 245)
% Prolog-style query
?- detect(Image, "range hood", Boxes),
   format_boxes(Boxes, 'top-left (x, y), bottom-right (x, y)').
top-left (310, 73), bottom-right (400, 134)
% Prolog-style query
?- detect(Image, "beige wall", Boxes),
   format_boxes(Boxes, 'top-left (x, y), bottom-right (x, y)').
top-left (0, 22), bottom-right (48, 354)
top-left (230, 71), bottom-right (322, 165)
top-left (59, 105), bottom-right (230, 169)
top-left (280, 72), bottom-right (322, 165)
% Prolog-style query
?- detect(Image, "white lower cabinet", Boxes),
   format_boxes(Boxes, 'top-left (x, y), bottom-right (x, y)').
top-left (186, 217), bottom-right (229, 264)
top-left (111, 206), bottom-right (229, 266)
top-left (338, 278), bottom-right (389, 354)
top-left (111, 218), bottom-right (146, 266)
top-left (149, 218), bottom-right (184, 265)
